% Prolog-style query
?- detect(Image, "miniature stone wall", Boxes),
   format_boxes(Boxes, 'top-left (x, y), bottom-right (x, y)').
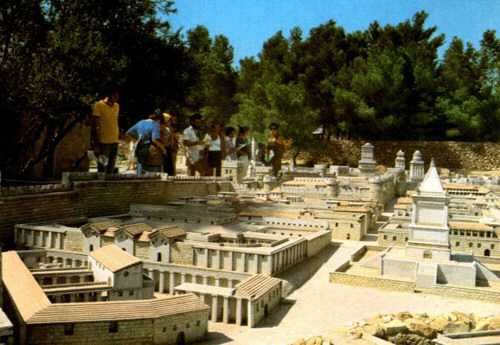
top-left (329, 272), bottom-right (416, 292)
top-left (0, 173), bottom-right (233, 247)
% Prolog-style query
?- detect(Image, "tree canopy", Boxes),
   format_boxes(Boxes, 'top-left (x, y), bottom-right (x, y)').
top-left (0, 4), bottom-right (498, 179)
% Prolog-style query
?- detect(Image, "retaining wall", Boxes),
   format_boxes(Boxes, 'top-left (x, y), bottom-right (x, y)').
top-left (0, 173), bottom-right (233, 248)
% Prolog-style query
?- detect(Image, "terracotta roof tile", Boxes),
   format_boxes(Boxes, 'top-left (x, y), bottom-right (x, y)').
top-left (27, 294), bottom-right (208, 324)
top-left (81, 220), bottom-right (120, 233)
top-left (234, 274), bottom-right (281, 299)
top-left (443, 183), bottom-right (478, 190)
top-left (152, 227), bottom-right (187, 239)
top-left (2, 251), bottom-right (50, 321)
top-left (117, 223), bottom-right (153, 237)
top-left (89, 244), bottom-right (141, 272)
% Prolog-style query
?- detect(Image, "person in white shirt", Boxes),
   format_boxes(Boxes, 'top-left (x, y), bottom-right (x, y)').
top-left (224, 126), bottom-right (237, 161)
top-left (183, 114), bottom-right (207, 176)
top-left (203, 121), bottom-right (225, 176)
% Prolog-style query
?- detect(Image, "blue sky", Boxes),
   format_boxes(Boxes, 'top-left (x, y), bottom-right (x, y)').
top-left (168, 0), bottom-right (499, 65)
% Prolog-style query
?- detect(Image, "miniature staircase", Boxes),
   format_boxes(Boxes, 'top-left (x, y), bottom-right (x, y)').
top-left (414, 262), bottom-right (437, 288)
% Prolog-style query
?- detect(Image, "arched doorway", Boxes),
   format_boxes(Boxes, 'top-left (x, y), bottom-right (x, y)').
top-left (484, 249), bottom-right (490, 257)
top-left (177, 331), bottom-right (185, 345)
top-left (264, 304), bottom-right (269, 317)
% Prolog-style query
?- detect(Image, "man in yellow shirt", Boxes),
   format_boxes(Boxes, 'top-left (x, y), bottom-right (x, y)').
top-left (91, 87), bottom-right (120, 174)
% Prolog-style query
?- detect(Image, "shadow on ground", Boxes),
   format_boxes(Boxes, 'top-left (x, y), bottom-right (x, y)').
top-left (193, 332), bottom-right (233, 345)
top-left (277, 243), bottom-right (341, 291)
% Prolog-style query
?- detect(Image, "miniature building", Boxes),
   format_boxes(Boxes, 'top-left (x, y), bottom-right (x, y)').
top-left (358, 143), bottom-right (377, 173)
top-left (395, 150), bottom-right (405, 169)
top-left (175, 274), bottom-right (282, 327)
top-left (409, 150), bottom-right (425, 181)
top-left (406, 159), bottom-right (451, 261)
top-left (89, 244), bottom-right (155, 300)
top-left (2, 251), bottom-right (209, 345)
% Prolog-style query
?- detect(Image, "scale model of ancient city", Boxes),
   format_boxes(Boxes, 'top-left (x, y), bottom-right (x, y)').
top-left (0, 143), bottom-right (499, 345)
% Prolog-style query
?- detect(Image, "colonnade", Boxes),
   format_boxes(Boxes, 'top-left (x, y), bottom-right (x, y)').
top-left (145, 269), bottom-right (242, 294)
top-left (15, 227), bottom-right (64, 249)
top-left (270, 241), bottom-right (307, 274)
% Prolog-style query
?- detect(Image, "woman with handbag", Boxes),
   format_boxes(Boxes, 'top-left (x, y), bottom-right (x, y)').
top-left (126, 112), bottom-right (166, 174)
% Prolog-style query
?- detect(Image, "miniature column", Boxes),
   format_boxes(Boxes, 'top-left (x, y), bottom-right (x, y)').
top-left (211, 296), bottom-right (219, 321)
top-left (223, 297), bottom-right (230, 323)
top-left (236, 298), bottom-right (243, 325)
top-left (215, 276), bottom-right (221, 287)
top-left (48, 231), bottom-right (53, 248)
top-left (202, 275), bottom-right (208, 285)
top-left (181, 273), bottom-right (186, 284)
top-left (159, 271), bottom-right (166, 293)
top-left (169, 272), bottom-right (175, 293)
top-left (247, 301), bottom-right (254, 327)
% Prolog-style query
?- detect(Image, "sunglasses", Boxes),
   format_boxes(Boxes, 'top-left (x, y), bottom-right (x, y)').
top-left (270, 127), bottom-right (277, 130)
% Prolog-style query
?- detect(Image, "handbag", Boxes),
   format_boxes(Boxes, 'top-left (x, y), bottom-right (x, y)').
top-left (145, 144), bottom-right (164, 166)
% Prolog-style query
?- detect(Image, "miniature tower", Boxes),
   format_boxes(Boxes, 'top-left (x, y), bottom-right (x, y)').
top-left (358, 143), bottom-right (377, 173)
top-left (406, 158), bottom-right (451, 261)
top-left (395, 150), bottom-right (405, 169)
top-left (325, 178), bottom-right (339, 198)
top-left (409, 150), bottom-right (425, 181)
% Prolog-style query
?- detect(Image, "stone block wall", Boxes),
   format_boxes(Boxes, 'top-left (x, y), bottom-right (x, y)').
top-left (306, 231), bottom-right (332, 257)
top-left (170, 242), bottom-right (194, 266)
top-left (0, 175), bottom-right (233, 248)
top-left (329, 272), bottom-right (416, 292)
top-left (26, 319), bottom-right (154, 345)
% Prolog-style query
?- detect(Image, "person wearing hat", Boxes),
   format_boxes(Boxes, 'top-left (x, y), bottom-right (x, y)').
top-left (91, 86), bottom-right (120, 174)
top-left (183, 113), bottom-right (207, 176)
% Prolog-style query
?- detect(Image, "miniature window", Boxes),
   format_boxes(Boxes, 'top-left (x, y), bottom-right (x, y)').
top-left (405, 237), bottom-right (408, 242)
top-left (383, 235), bottom-right (387, 240)
top-left (129, 291), bottom-right (134, 296)
top-left (477, 243), bottom-right (481, 248)
top-left (157, 253), bottom-right (162, 262)
top-left (123, 271), bottom-right (129, 277)
top-left (109, 321), bottom-right (118, 333)
top-left (392, 236), bottom-right (397, 241)
top-left (196, 320), bottom-right (200, 327)
top-left (64, 323), bottom-right (75, 335)
top-left (162, 326), bottom-right (167, 332)
top-left (491, 244), bottom-right (495, 249)
top-left (173, 325), bottom-right (177, 331)
top-left (118, 292), bottom-right (123, 297)
top-left (186, 323), bottom-right (190, 328)
top-left (469, 243), bottom-right (473, 248)
top-left (456, 242), bottom-right (460, 247)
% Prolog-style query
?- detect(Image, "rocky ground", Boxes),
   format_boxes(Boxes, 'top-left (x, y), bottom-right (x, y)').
top-left (289, 311), bottom-right (500, 345)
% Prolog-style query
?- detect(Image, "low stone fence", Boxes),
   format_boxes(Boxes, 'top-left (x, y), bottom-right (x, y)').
top-left (329, 272), bottom-right (416, 292)
top-left (421, 285), bottom-right (500, 303)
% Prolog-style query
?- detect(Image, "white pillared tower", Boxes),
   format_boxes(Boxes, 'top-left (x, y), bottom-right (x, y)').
top-left (395, 150), bottom-right (405, 169)
top-left (406, 158), bottom-right (451, 261)
top-left (409, 151), bottom-right (425, 181)
top-left (358, 143), bottom-right (377, 173)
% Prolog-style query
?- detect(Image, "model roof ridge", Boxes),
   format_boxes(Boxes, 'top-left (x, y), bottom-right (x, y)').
top-left (27, 294), bottom-right (208, 324)
top-left (89, 244), bottom-right (141, 272)
top-left (418, 158), bottom-right (444, 194)
top-left (2, 251), bottom-right (51, 321)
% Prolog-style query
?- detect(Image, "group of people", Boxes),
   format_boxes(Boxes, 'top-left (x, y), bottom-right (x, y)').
top-left (91, 88), bottom-right (291, 177)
